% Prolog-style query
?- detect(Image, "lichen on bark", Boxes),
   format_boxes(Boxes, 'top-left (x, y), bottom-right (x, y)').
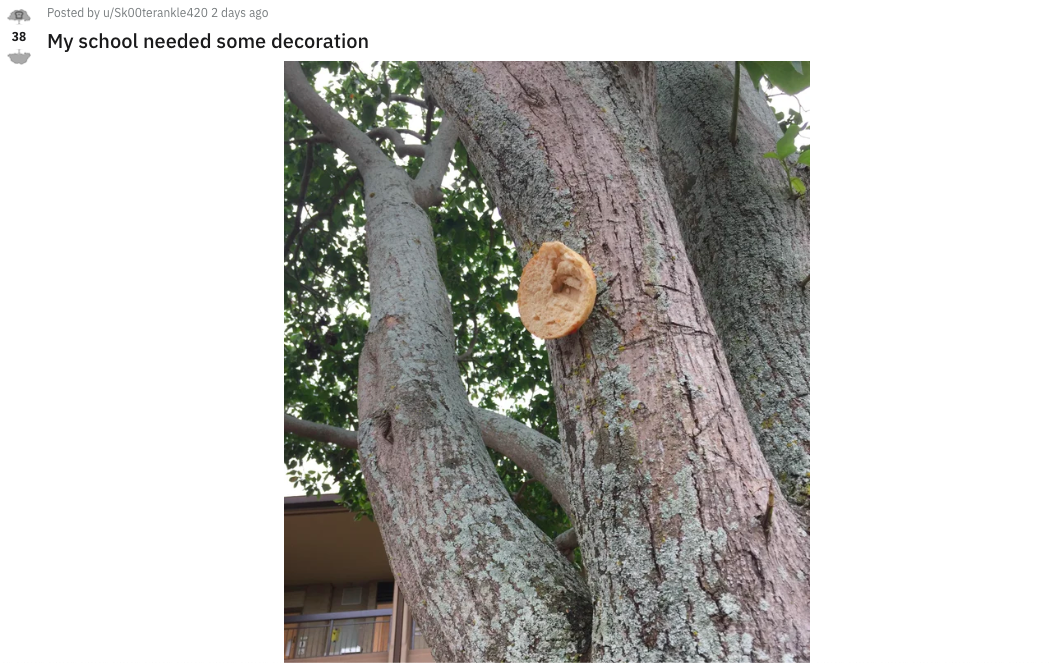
top-left (353, 169), bottom-right (592, 663)
top-left (423, 61), bottom-right (810, 663)
top-left (655, 62), bottom-right (811, 513)
top-left (285, 61), bottom-right (592, 663)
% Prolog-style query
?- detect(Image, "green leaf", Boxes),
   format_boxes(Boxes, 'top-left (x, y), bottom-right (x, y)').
top-left (284, 61), bottom-right (574, 527)
top-left (790, 177), bottom-right (807, 194)
top-left (757, 61), bottom-right (810, 94)
top-left (762, 151), bottom-right (780, 160)
top-left (789, 61), bottom-right (804, 75)
top-left (798, 149), bottom-right (810, 166)
top-left (776, 124), bottom-right (801, 159)
top-left (360, 97), bottom-right (378, 127)
top-left (739, 61), bottom-right (766, 90)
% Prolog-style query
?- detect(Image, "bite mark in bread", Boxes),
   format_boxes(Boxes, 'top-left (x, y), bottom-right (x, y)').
top-left (517, 241), bottom-right (597, 339)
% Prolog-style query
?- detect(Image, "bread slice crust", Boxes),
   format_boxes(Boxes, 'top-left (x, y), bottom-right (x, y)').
top-left (517, 241), bottom-right (597, 339)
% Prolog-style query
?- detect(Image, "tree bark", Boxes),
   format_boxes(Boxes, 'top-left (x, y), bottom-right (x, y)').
top-left (284, 407), bottom-right (574, 516)
top-left (286, 62), bottom-right (591, 663)
top-left (655, 62), bottom-right (811, 512)
top-left (423, 61), bottom-right (809, 662)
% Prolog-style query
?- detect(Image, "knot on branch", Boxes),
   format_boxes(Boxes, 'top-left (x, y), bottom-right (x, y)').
top-left (362, 410), bottom-right (393, 447)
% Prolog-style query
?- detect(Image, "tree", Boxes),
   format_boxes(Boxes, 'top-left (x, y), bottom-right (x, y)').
top-left (284, 61), bottom-right (810, 662)
top-left (655, 62), bottom-right (811, 519)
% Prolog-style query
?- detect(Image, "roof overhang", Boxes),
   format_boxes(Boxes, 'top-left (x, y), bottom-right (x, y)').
top-left (284, 494), bottom-right (393, 586)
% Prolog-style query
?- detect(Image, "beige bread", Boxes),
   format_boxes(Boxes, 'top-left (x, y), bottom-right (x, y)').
top-left (517, 241), bottom-right (596, 339)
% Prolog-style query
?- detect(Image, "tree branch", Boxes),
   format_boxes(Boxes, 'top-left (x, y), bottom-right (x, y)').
top-left (396, 128), bottom-right (424, 141)
top-left (287, 407), bottom-right (579, 560)
top-left (412, 117), bottom-right (459, 208)
top-left (511, 478), bottom-right (537, 504)
top-left (367, 126), bottom-right (428, 159)
top-left (456, 318), bottom-right (482, 362)
top-left (457, 352), bottom-right (495, 364)
top-left (292, 169), bottom-right (362, 260)
top-left (286, 406), bottom-right (572, 517)
top-left (284, 414), bottom-right (359, 449)
top-left (284, 61), bottom-right (393, 177)
top-left (389, 93), bottom-right (428, 108)
top-left (471, 407), bottom-right (571, 516)
top-left (285, 141), bottom-right (315, 258)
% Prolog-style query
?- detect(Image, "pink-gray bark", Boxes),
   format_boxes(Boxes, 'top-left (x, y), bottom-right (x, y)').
top-left (472, 406), bottom-right (572, 515)
top-left (423, 61), bottom-right (810, 662)
top-left (284, 408), bottom-right (573, 516)
top-left (655, 62), bottom-right (811, 512)
top-left (286, 61), bottom-right (591, 663)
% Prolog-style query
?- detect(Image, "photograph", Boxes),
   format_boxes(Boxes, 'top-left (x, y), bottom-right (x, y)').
top-left (282, 61), bottom-right (811, 663)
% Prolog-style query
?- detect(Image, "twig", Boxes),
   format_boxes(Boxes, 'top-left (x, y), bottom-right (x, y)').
top-left (512, 478), bottom-right (537, 503)
top-left (285, 142), bottom-right (315, 258)
top-left (766, 91), bottom-right (809, 114)
top-left (456, 319), bottom-right (482, 362)
top-left (294, 169), bottom-right (362, 259)
top-left (389, 94), bottom-right (428, 108)
top-left (457, 353), bottom-right (493, 364)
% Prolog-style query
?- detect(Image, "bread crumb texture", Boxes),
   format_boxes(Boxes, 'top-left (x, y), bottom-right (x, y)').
top-left (517, 241), bottom-right (597, 339)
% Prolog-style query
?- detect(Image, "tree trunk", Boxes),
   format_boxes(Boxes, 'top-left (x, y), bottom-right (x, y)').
top-left (423, 61), bottom-right (810, 663)
top-left (355, 175), bottom-right (592, 662)
top-left (284, 62), bottom-right (592, 663)
top-left (655, 62), bottom-right (811, 512)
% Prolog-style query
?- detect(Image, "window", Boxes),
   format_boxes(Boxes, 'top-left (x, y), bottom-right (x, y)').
top-left (341, 586), bottom-right (362, 605)
top-left (411, 619), bottom-right (430, 650)
top-left (377, 581), bottom-right (395, 604)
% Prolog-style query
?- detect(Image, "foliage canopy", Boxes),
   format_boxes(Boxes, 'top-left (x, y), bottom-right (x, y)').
top-left (283, 60), bottom-right (811, 541)
top-left (283, 61), bottom-right (567, 538)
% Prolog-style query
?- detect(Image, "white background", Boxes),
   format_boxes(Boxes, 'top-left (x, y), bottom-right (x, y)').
top-left (3, 2), bottom-right (1049, 661)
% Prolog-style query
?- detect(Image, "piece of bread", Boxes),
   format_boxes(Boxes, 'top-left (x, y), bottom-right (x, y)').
top-left (517, 241), bottom-right (597, 339)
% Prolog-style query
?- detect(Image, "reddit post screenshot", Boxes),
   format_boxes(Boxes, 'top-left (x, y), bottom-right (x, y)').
top-left (0, 6), bottom-right (938, 663)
